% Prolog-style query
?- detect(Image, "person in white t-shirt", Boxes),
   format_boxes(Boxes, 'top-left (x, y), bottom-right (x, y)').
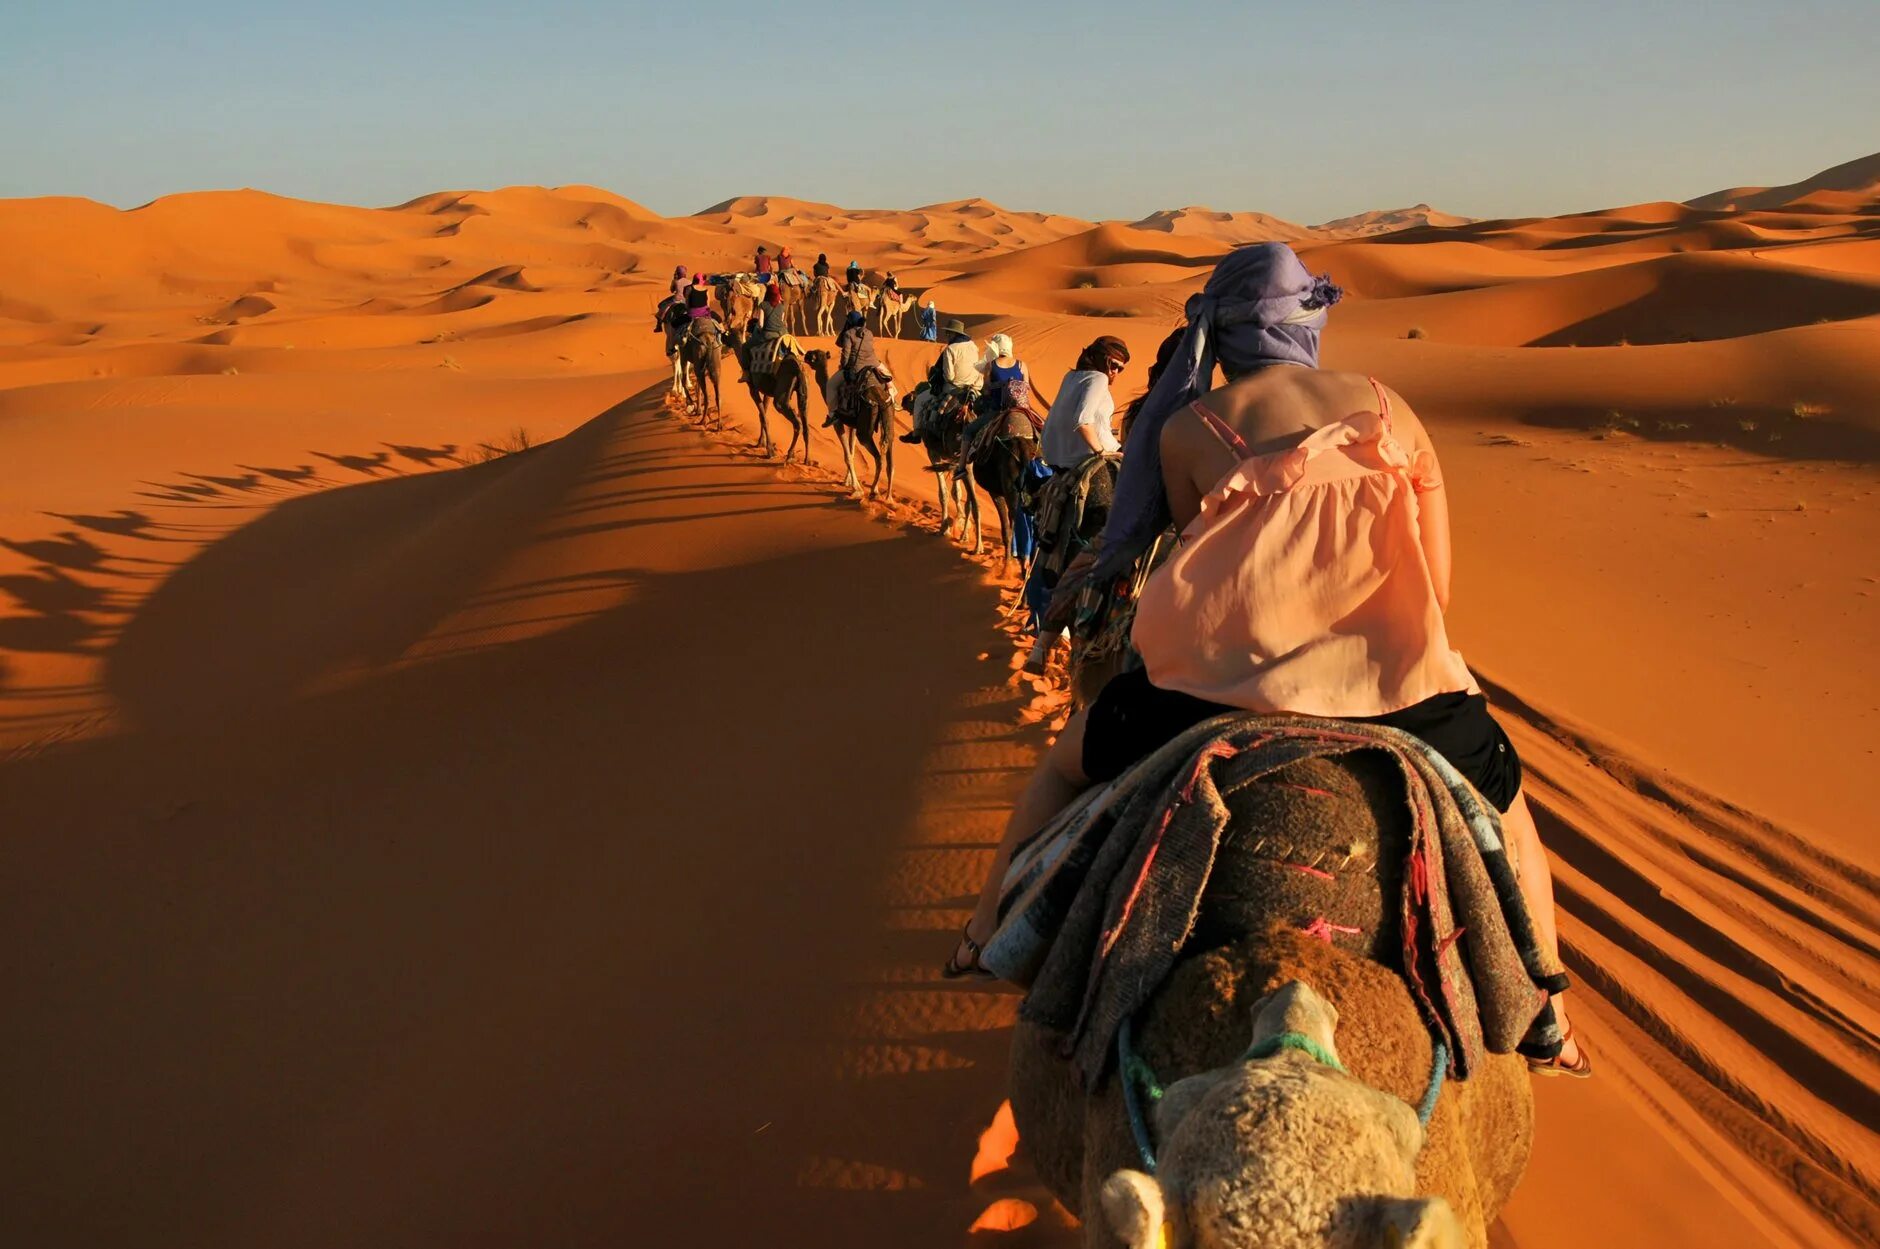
top-left (1040, 335), bottom-right (1130, 468)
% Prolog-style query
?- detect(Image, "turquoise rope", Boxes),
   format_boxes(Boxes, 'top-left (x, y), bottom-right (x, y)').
top-left (1416, 1036), bottom-right (1449, 1130)
top-left (1118, 1017), bottom-right (1163, 1174)
top-left (1118, 1017), bottom-right (1449, 1172)
top-left (1242, 1029), bottom-right (1347, 1073)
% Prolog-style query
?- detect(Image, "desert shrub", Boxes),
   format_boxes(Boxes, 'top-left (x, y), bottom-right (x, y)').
top-left (465, 427), bottom-right (534, 464)
top-left (1405, 326), bottom-right (1427, 340)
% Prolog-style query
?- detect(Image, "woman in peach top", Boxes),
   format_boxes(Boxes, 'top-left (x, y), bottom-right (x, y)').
top-left (946, 244), bottom-right (1587, 1077)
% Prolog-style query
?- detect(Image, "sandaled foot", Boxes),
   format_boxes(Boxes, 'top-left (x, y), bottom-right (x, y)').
top-left (1528, 1027), bottom-right (1593, 1079)
top-left (942, 924), bottom-right (996, 981)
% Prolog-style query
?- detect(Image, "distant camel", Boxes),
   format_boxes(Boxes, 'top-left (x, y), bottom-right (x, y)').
top-left (719, 280), bottom-right (759, 334)
top-left (875, 287), bottom-right (910, 338)
top-left (808, 352), bottom-right (894, 499)
top-left (778, 277), bottom-right (808, 335)
top-left (807, 275), bottom-right (841, 337)
top-left (844, 281), bottom-right (876, 323)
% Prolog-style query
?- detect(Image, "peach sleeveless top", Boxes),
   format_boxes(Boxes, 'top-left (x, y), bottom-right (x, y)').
top-left (1131, 379), bottom-right (1476, 717)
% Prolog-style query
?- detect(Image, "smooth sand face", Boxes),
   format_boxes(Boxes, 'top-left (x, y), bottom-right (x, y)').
top-left (0, 178), bottom-right (1875, 1247)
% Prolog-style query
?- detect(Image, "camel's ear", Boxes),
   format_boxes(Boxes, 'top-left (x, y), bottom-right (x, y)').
top-left (1100, 1170), bottom-right (1168, 1249)
top-left (1366, 1195), bottom-right (1466, 1249)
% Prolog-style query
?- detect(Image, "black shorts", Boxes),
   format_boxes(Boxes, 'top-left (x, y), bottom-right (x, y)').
top-left (1081, 667), bottom-right (1523, 812)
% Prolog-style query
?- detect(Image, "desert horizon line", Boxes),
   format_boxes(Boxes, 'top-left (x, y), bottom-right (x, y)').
top-left (10, 142), bottom-right (1874, 230)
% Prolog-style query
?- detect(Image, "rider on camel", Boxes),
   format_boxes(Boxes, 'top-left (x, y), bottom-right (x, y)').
top-left (684, 272), bottom-right (715, 318)
top-left (747, 282), bottom-right (796, 383)
top-left (754, 246), bottom-right (774, 281)
top-left (827, 309), bottom-right (883, 427)
top-left (900, 318), bottom-right (980, 444)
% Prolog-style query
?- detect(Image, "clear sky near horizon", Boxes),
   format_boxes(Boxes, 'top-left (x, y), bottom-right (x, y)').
top-left (4, 0), bottom-right (1876, 223)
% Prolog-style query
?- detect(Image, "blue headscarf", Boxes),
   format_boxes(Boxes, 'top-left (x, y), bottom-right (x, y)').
top-left (1089, 243), bottom-right (1342, 580)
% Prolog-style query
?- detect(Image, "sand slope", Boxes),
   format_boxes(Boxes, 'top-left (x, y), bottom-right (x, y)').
top-left (1686, 150), bottom-right (1880, 213)
top-left (0, 388), bottom-right (1062, 1248)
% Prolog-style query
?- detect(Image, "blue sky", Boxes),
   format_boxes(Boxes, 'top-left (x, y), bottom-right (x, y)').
top-left (3, 0), bottom-right (1875, 222)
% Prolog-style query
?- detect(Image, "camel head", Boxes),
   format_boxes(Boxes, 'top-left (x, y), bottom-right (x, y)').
top-left (1101, 982), bottom-right (1464, 1249)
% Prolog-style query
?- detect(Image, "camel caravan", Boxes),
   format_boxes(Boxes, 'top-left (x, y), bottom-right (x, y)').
top-left (660, 242), bottom-right (1583, 1247)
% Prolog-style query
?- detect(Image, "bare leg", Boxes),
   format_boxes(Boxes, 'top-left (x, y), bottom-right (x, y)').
top-left (951, 710), bottom-right (1093, 970)
top-left (1502, 789), bottom-right (1581, 1063)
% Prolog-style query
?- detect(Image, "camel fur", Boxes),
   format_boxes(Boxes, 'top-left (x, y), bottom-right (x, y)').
top-left (808, 350), bottom-right (895, 499)
top-left (1008, 749), bottom-right (1533, 1249)
top-left (726, 328), bottom-right (822, 465)
top-left (678, 322), bottom-right (725, 429)
top-left (807, 275), bottom-right (841, 337)
top-left (875, 286), bottom-right (909, 338)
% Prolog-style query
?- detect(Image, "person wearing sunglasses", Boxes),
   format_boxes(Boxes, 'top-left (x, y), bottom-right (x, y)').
top-left (1040, 335), bottom-right (1130, 471)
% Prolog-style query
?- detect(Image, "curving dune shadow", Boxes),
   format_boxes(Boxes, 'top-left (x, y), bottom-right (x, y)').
top-left (1, 388), bottom-right (1019, 1248)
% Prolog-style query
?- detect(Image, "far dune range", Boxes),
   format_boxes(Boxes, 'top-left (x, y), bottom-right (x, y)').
top-left (0, 153), bottom-right (1875, 1248)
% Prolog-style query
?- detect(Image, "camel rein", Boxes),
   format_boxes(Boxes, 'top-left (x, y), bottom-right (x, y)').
top-left (1117, 1015), bottom-right (1449, 1175)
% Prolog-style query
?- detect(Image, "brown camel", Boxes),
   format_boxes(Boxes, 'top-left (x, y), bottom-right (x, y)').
top-left (901, 386), bottom-right (971, 538)
top-left (1008, 750), bottom-right (1534, 1249)
top-left (777, 277), bottom-right (809, 335)
top-left (726, 328), bottom-right (822, 465)
top-left (655, 297), bottom-right (690, 398)
top-left (875, 286), bottom-right (909, 338)
top-left (719, 281), bottom-right (758, 335)
top-left (807, 351), bottom-right (894, 499)
top-left (807, 275), bottom-right (840, 337)
top-left (678, 321), bottom-right (725, 429)
top-left (843, 280), bottom-right (876, 323)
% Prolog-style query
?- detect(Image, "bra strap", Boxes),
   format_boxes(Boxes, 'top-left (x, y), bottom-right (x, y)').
top-left (1191, 399), bottom-right (1253, 457)
top-left (1368, 377), bottom-right (1392, 428)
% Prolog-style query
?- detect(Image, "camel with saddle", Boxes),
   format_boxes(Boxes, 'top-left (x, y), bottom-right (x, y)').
top-left (990, 712), bottom-right (1562, 1249)
top-left (807, 275), bottom-right (841, 337)
top-left (901, 384), bottom-right (973, 539)
top-left (726, 326), bottom-right (823, 465)
top-left (875, 285), bottom-right (911, 338)
top-left (677, 317), bottom-right (726, 429)
top-left (807, 352), bottom-right (895, 499)
top-left (717, 274), bottom-right (765, 332)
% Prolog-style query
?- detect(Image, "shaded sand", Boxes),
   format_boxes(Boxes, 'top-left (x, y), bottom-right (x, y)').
top-left (2, 174), bottom-right (1878, 1246)
top-left (0, 388), bottom-right (1059, 1247)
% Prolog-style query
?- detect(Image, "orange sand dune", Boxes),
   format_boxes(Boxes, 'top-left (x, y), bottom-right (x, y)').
top-left (1314, 202), bottom-right (1476, 237)
top-left (1324, 249), bottom-right (1880, 347)
top-left (2, 173), bottom-right (1877, 1247)
top-left (1129, 206), bottom-right (1316, 244)
top-left (1686, 150), bottom-right (1880, 213)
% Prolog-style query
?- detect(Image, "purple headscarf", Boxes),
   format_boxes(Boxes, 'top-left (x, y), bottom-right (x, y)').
top-left (1089, 243), bottom-right (1342, 581)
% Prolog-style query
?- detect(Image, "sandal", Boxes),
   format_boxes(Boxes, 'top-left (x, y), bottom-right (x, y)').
top-left (942, 922), bottom-right (997, 981)
top-left (1527, 1025), bottom-right (1594, 1079)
